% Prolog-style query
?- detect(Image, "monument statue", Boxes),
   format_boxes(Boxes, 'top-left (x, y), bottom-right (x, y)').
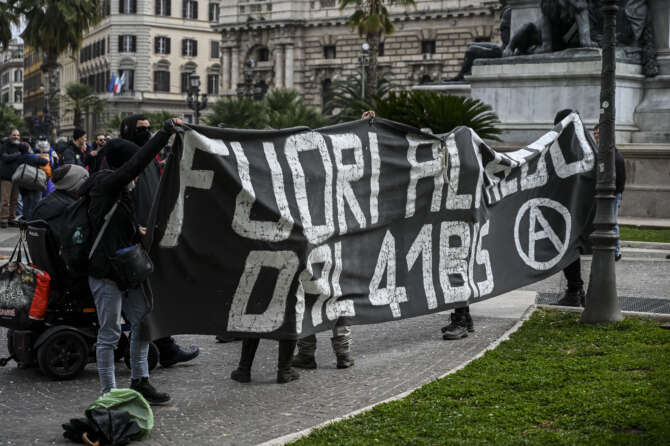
top-left (535, 0), bottom-right (598, 53)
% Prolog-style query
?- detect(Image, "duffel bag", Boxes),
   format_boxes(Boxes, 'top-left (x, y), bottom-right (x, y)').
top-left (12, 163), bottom-right (47, 192)
top-left (0, 231), bottom-right (50, 329)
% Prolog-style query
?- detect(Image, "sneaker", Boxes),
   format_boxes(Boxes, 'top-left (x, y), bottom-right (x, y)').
top-left (159, 345), bottom-right (199, 367)
top-left (556, 289), bottom-right (585, 307)
top-left (277, 368), bottom-right (299, 383)
top-left (336, 352), bottom-right (354, 369)
top-left (291, 353), bottom-right (317, 369)
top-left (230, 368), bottom-right (251, 383)
top-left (130, 378), bottom-right (170, 405)
top-left (442, 313), bottom-right (469, 340)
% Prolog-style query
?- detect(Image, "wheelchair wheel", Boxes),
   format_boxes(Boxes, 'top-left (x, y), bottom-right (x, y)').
top-left (6, 329), bottom-right (15, 357)
top-left (37, 331), bottom-right (88, 380)
top-left (124, 342), bottom-right (159, 371)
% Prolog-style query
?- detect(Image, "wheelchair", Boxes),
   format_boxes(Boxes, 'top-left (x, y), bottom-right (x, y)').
top-left (1, 221), bottom-right (159, 380)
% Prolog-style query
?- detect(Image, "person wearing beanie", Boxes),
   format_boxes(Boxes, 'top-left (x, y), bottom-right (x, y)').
top-left (78, 117), bottom-right (183, 405)
top-left (118, 114), bottom-right (201, 369)
top-left (33, 165), bottom-right (89, 226)
top-left (62, 128), bottom-right (88, 167)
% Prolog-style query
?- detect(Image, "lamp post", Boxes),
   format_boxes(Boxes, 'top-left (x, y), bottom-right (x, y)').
top-left (187, 72), bottom-right (208, 125)
top-left (359, 42), bottom-right (370, 98)
top-left (581, 0), bottom-right (623, 323)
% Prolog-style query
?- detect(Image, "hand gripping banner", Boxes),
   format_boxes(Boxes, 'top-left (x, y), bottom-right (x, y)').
top-left (143, 113), bottom-right (596, 340)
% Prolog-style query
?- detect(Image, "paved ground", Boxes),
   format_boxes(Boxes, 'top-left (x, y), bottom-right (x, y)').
top-left (0, 224), bottom-right (668, 446)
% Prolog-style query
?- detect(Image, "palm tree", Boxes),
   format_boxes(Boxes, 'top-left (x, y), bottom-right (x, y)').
top-left (324, 71), bottom-right (395, 122)
top-left (0, 1), bottom-right (20, 49)
top-left (265, 89), bottom-right (327, 129)
top-left (20, 0), bottom-right (101, 132)
top-left (62, 82), bottom-right (105, 129)
top-left (206, 96), bottom-right (268, 129)
top-left (339, 0), bottom-right (416, 98)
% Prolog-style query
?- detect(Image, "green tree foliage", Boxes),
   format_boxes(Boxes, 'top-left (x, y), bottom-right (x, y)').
top-left (144, 111), bottom-right (174, 127)
top-left (324, 72), bottom-right (395, 122)
top-left (0, 104), bottom-right (26, 136)
top-left (265, 89), bottom-right (328, 129)
top-left (375, 90), bottom-right (503, 141)
top-left (206, 90), bottom-right (327, 129)
top-left (339, 0), bottom-right (416, 98)
top-left (62, 82), bottom-right (105, 129)
top-left (0, 0), bottom-right (20, 49)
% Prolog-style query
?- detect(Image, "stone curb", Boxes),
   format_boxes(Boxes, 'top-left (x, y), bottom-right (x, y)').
top-left (536, 304), bottom-right (670, 321)
top-left (621, 240), bottom-right (670, 251)
top-left (256, 305), bottom-right (538, 446)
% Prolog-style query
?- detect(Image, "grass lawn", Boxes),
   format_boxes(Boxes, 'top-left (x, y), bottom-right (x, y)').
top-left (620, 226), bottom-right (670, 243)
top-left (291, 309), bottom-right (670, 446)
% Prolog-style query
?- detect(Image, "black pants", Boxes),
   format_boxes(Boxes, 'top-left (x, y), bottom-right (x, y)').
top-left (237, 338), bottom-right (297, 372)
top-left (563, 258), bottom-right (583, 292)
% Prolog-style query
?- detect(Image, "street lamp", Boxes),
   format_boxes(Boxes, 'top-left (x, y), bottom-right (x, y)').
top-left (581, 0), bottom-right (623, 323)
top-left (236, 59), bottom-right (267, 100)
top-left (359, 42), bottom-right (370, 98)
top-left (187, 72), bottom-right (207, 125)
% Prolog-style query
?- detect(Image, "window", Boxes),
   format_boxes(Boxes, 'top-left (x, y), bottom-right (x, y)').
top-left (14, 69), bottom-right (22, 82)
top-left (257, 47), bottom-right (269, 62)
top-left (323, 45), bottom-right (336, 59)
top-left (119, 69), bottom-right (135, 92)
top-left (182, 39), bottom-right (198, 57)
top-left (210, 41), bottom-right (220, 59)
top-left (154, 70), bottom-right (170, 92)
top-left (208, 2), bottom-right (219, 21)
top-left (183, 0), bottom-right (198, 19)
top-left (102, 0), bottom-right (111, 16)
top-left (14, 88), bottom-right (21, 103)
top-left (1, 72), bottom-right (8, 86)
top-left (155, 36), bottom-right (171, 54)
top-left (119, 0), bottom-right (137, 14)
top-left (118, 35), bottom-right (137, 53)
top-left (421, 40), bottom-right (436, 54)
top-left (1, 93), bottom-right (7, 104)
top-left (207, 74), bottom-right (219, 95)
top-left (378, 42), bottom-right (384, 57)
top-left (156, 0), bottom-right (171, 16)
top-left (181, 72), bottom-right (191, 93)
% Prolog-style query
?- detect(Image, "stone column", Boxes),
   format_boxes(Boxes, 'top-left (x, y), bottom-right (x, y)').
top-left (222, 47), bottom-right (231, 92)
top-left (276, 45), bottom-right (285, 88)
top-left (284, 45), bottom-right (294, 88)
top-left (231, 46), bottom-right (240, 92)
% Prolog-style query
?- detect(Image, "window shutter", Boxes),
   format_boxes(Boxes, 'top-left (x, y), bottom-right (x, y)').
top-left (153, 71), bottom-right (158, 91)
top-left (118, 35), bottom-right (124, 52)
top-left (119, 0), bottom-right (124, 13)
top-left (183, 0), bottom-right (187, 17)
top-left (102, 39), bottom-right (105, 55)
top-left (155, 0), bottom-right (160, 14)
top-left (166, 72), bottom-right (170, 92)
top-left (193, 1), bottom-right (198, 19)
top-left (131, 0), bottom-right (137, 13)
top-left (192, 40), bottom-right (197, 57)
top-left (182, 39), bottom-right (186, 56)
top-left (154, 37), bottom-right (159, 53)
top-left (166, 0), bottom-right (171, 15)
top-left (166, 38), bottom-right (171, 54)
top-left (131, 36), bottom-right (137, 52)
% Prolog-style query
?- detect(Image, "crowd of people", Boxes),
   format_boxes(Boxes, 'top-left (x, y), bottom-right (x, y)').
top-left (0, 109), bottom-right (625, 406)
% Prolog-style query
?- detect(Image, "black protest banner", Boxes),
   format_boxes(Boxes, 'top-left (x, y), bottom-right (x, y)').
top-left (143, 113), bottom-right (595, 340)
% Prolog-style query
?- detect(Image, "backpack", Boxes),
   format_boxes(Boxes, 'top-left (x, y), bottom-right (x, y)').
top-left (56, 196), bottom-right (93, 277)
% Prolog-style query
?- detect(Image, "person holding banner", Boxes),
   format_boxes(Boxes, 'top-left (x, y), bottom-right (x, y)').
top-left (80, 117), bottom-right (183, 403)
top-left (292, 320), bottom-right (354, 369)
top-left (231, 338), bottom-right (299, 384)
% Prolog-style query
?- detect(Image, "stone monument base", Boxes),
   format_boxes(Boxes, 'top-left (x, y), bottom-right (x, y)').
top-left (468, 48), bottom-right (645, 145)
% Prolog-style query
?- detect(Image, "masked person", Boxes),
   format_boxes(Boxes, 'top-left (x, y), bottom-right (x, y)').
top-left (80, 118), bottom-right (183, 403)
top-left (118, 114), bottom-right (200, 368)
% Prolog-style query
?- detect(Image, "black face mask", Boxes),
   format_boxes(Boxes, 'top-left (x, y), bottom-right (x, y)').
top-left (132, 129), bottom-right (151, 146)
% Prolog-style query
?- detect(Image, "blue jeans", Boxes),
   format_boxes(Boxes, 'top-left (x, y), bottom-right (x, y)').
top-left (88, 277), bottom-right (150, 394)
top-left (615, 193), bottom-right (622, 256)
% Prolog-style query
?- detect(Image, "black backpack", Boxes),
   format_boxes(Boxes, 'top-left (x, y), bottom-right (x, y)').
top-left (56, 196), bottom-right (92, 277)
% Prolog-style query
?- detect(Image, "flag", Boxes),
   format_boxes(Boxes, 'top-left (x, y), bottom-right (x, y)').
top-left (113, 72), bottom-right (127, 94)
top-left (107, 73), bottom-right (117, 93)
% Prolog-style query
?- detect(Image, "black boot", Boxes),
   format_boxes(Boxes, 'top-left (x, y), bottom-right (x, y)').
top-left (231, 338), bottom-right (260, 383)
top-left (155, 337), bottom-right (200, 367)
top-left (130, 378), bottom-right (170, 405)
top-left (442, 312), bottom-right (469, 340)
top-left (556, 289), bottom-right (585, 307)
top-left (277, 340), bottom-right (299, 384)
top-left (292, 335), bottom-right (317, 369)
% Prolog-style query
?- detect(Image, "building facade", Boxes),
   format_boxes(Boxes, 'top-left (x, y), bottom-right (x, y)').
top-left (212, 0), bottom-right (501, 108)
top-left (59, 0), bottom-right (224, 135)
top-left (22, 46), bottom-right (48, 135)
top-left (0, 39), bottom-right (24, 114)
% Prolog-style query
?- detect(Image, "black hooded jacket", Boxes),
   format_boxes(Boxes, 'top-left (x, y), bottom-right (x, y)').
top-left (79, 130), bottom-right (171, 281)
top-left (0, 140), bottom-right (29, 180)
top-left (62, 141), bottom-right (87, 167)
